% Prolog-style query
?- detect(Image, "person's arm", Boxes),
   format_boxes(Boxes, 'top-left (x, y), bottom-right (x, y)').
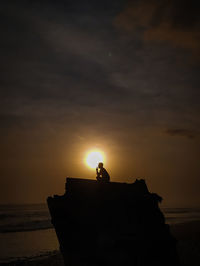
top-left (96, 167), bottom-right (100, 177)
top-left (99, 168), bottom-right (103, 177)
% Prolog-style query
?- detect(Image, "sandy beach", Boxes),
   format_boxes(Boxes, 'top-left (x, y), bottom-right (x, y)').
top-left (171, 220), bottom-right (200, 266)
top-left (1, 220), bottom-right (199, 266)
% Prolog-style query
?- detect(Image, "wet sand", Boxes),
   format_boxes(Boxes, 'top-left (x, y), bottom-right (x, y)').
top-left (171, 220), bottom-right (200, 266)
top-left (1, 220), bottom-right (200, 266)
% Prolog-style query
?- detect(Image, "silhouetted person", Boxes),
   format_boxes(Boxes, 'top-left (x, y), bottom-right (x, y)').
top-left (96, 162), bottom-right (110, 182)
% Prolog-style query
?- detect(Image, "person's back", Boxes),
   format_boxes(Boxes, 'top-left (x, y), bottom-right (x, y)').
top-left (101, 167), bottom-right (110, 182)
top-left (96, 162), bottom-right (110, 182)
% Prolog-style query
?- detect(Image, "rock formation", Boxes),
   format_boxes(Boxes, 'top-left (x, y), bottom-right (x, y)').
top-left (47, 177), bottom-right (179, 266)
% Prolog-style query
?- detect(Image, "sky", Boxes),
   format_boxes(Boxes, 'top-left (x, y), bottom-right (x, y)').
top-left (0, 0), bottom-right (200, 206)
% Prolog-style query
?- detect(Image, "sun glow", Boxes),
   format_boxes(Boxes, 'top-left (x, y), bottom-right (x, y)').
top-left (85, 150), bottom-right (105, 169)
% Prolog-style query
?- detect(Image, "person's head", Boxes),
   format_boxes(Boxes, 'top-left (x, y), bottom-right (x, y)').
top-left (98, 162), bottom-right (103, 169)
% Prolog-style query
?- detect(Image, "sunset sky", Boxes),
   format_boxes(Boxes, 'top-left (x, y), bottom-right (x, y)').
top-left (1, 0), bottom-right (200, 206)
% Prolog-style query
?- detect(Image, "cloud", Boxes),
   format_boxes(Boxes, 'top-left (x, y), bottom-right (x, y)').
top-left (114, 0), bottom-right (200, 56)
top-left (164, 128), bottom-right (199, 139)
top-left (0, 1), bottom-right (129, 114)
top-left (1, 0), bottom-right (199, 134)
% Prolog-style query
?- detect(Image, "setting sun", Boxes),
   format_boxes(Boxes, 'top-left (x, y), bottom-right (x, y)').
top-left (85, 150), bottom-right (105, 169)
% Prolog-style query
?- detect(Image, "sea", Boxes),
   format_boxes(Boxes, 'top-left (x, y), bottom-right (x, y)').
top-left (0, 204), bottom-right (200, 263)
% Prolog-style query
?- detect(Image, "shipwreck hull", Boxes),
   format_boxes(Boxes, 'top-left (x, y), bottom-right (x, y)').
top-left (47, 178), bottom-right (179, 266)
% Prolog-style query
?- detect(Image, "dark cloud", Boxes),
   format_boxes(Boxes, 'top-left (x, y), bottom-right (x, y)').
top-left (165, 128), bottom-right (199, 139)
top-left (0, 1), bottom-right (128, 113)
top-left (114, 0), bottom-right (200, 56)
top-left (1, 0), bottom-right (199, 123)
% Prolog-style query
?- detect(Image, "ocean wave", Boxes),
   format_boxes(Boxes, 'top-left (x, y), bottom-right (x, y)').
top-left (163, 208), bottom-right (190, 214)
top-left (0, 211), bottom-right (49, 220)
top-left (1, 205), bottom-right (200, 233)
top-left (0, 214), bottom-right (17, 220)
top-left (0, 219), bottom-right (53, 233)
top-left (163, 208), bottom-right (200, 214)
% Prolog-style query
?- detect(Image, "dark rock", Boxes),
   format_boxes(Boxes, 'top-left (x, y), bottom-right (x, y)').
top-left (47, 177), bottom-right (179, 266)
